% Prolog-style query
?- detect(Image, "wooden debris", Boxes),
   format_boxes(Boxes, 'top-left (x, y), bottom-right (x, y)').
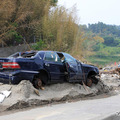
top-left (34, 89), bottom-right (40, 96)
top-left (82, 81), bottom-right (89, 93)
top-left (40, 86), bottom-right (45, 90)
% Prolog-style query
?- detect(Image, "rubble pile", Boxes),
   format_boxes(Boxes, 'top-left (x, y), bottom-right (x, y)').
top-left (0, 79), bottom-right (112, 112)
top-left (101, 73), bottom-right (120, 94)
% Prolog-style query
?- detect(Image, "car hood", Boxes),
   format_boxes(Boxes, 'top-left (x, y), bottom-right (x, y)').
top-left (81, 63), bottom-right (96, 68)
top-left (81, 63), bottom-right (99, 74)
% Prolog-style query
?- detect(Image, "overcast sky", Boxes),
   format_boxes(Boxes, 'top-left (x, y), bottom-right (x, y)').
top-left (58, 0), bottom-right (120, 25)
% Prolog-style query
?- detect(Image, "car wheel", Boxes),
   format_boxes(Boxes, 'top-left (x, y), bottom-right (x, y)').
top-left (86, 77), bottom-right (93, 87)
top-left (34, 78), bottom-right (43, 89)
top-left (33, 72), bottom-right (48, 89)
top-left (92, 76), bottom-right (99, 84)
top-left (40, 73), bottom-right (48, 85)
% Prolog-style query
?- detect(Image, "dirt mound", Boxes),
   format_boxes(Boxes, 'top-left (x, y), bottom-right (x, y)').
top-left (0, 79), bottom-right (112, 112)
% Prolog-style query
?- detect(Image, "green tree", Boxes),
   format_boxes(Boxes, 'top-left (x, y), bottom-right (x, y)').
top-left (104, 37), bottom-right (115, 46)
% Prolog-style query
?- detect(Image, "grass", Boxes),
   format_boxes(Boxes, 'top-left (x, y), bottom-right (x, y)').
top-left (86, 54), bottom-right (120, 67)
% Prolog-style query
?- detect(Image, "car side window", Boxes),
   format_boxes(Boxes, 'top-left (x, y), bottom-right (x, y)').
top-left (63, 53), bottom-right (77, 64)
top-left (45, 52), bottom-right (61, 62)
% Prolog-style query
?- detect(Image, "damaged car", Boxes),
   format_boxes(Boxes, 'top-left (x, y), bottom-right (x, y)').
top-left (0, 51), bottom-right (99, 88)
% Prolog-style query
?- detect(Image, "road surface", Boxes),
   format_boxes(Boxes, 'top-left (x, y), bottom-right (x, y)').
top-left (1, 94), bottom-right (120, 120)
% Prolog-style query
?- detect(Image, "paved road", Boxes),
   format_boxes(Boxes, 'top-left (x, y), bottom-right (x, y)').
top-left (1, 95), bottom-right (120, 120)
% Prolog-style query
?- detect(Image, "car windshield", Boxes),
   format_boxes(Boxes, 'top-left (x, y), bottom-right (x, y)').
top-left (8, 51), bottom-right (37, 58)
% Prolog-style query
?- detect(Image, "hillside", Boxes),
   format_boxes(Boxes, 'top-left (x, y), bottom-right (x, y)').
top-left (81, 22), bottom-right (120, 66)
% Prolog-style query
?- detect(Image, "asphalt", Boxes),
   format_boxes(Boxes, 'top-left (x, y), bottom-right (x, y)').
top-left (1, 94), bottom-right (120, 120)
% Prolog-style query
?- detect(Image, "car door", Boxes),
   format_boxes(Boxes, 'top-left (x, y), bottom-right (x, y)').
top-left (63, 53), bottom-right (83, 82)
top-left (76, 60), bottom-right (83, 80)
top-left (44, 51), bottom-right (64, 82)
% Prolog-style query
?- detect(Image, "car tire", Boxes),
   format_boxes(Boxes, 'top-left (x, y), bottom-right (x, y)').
top-left (33, 72), bottom-right (48, 89)
top-left (40, 73), bottom-right (48, 85)
top-left (33, 78), bottom-right (43, 89)
top-left (86, 77), bottom-right (93, 87)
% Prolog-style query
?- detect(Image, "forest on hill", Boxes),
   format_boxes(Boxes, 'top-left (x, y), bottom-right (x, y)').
top-left (81, 22), bottom-right (120, 66)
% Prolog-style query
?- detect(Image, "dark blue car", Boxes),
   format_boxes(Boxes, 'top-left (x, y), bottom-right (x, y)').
top-left (0, 51), bottom-right (99, 88)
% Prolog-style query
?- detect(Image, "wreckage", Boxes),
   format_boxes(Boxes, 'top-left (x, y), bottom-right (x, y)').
top-left (0, 51), bottom-right (99, 88)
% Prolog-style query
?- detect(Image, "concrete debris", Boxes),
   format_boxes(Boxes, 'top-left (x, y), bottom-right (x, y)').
top-left (1, 91), bottom-right (11, 98)
top-left (0, 90), bottom-right (11, 103)
top-left (0, 94), bottom-right (5, 103)
top-left (101, 74), bottom-right (120, 87)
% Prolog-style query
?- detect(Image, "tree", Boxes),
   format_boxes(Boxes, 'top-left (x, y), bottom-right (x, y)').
top-left (0, 0), bottom-right (58, 46)
top-left (104, 37), bottom-right (115, 46)
top-left (40, 6), bottom-right (80, 52)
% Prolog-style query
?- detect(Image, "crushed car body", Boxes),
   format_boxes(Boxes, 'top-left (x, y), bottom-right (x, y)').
top-left (0, 51), bottom-right (100, 88)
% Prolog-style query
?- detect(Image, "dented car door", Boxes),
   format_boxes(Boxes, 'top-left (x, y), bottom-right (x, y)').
top-left (63, 53), bottom-right (83, 82)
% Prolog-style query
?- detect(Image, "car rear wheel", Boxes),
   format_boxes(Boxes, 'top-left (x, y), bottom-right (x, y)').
top-left (33, 78), bottom-right (43, 89)
top-left (33, 72), bottom-right (48, 89)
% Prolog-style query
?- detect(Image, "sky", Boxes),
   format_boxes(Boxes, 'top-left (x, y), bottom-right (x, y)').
top-left (58, 0), bottom-right (120, 25)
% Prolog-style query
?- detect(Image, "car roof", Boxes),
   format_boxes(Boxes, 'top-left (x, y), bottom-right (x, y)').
top-left (37, 50), bottom-right (63, 54)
